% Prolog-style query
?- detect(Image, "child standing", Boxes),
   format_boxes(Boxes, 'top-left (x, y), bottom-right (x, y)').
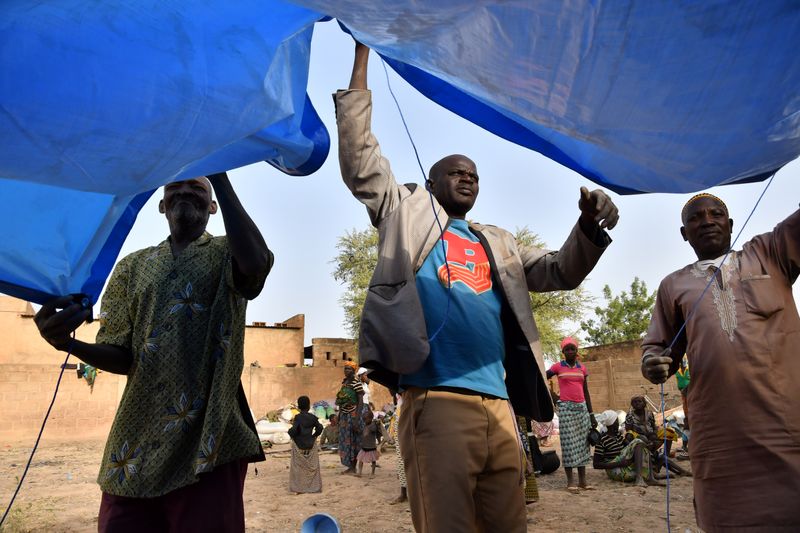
top-left (356, 411), bottom-right (392, 477)
top-left (287, 395), bottom-right (323, 493)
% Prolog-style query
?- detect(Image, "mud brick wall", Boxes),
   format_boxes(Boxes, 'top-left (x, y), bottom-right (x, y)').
top-left (0, 364), bottom-right (392, 443)
top-left (243, 366), bottom-right (392, 418)
top-left (0, 364), bottom-right (123, 442)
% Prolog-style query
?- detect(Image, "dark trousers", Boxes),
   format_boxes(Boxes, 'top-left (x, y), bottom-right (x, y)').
top-left (98, 459), bottom-right (248, 533)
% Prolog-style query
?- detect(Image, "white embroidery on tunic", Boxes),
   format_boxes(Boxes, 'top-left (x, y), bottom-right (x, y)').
top-left (692, 255), bottom-right (739, 341)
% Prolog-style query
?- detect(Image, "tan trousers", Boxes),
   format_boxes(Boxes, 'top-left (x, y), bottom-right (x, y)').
top-left (399, 388), bottom-right (527, 533)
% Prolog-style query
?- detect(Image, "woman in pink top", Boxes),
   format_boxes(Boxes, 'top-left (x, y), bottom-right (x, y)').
top-left (547, 337), bottom-right (596, 492)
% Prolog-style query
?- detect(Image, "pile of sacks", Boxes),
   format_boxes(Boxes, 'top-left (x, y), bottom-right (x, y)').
top-left (256, 419), bottom-right (291, 445)
top-left (255, 400), bottom-right (339, 445)
top-left (255, 405), bottom-right (298, 445)
top-left (312, 399), bottom-right (336, 421)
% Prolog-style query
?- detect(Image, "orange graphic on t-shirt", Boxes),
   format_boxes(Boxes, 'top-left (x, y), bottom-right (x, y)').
top-left (437, 231), bottom-right (492, 294)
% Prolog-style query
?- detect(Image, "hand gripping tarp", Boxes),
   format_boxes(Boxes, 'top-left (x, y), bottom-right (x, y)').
top-left (298, 1), bottom-right (800, 194)
top-left (0, 1), bottom-right (328, 304)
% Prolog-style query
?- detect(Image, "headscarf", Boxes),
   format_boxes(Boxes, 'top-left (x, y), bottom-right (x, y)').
top-left (342, 360), bottom-right (358, 371)
top-left (560, 337), bottom-right (578, 350)
top-left (594, 409), bottom-right (619, 434)
top-left (357, 367), bottom-right (368, 376)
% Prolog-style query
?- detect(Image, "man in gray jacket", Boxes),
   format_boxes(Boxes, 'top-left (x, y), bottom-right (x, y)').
top-left (336, 42), bottom-right (618, 533)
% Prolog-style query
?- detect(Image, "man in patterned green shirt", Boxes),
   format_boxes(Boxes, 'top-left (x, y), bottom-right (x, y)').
top-left (35, 173), bottom-right (272, 532)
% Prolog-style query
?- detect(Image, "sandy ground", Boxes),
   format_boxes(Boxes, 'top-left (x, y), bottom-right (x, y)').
top-left (0, 438), bottom-right (700, 532)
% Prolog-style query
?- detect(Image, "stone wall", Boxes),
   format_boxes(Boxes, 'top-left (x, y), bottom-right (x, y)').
top-left (0, 298), bottom-right (99, 365)
top-left (0, 295), bottom-right (305, 369)
top-left (244, 366), bottom-right (392, 418)
top-left (0, 363), bottom-right (122, 441)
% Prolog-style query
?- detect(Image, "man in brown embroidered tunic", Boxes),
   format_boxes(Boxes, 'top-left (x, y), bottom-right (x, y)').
top-left (642, 193), bottom-right (800, 532)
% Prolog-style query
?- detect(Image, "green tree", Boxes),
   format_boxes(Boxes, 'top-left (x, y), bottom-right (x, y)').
top-left (580, 277), bottom-right (656, 346)
top-left (332, 225), bottom-right (592, 360)
top-left (332, 226), bottom-right (379, 337)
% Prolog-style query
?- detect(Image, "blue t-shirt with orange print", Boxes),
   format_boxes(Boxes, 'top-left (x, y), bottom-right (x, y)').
top-left (399, 219), bottom-right (507, 398)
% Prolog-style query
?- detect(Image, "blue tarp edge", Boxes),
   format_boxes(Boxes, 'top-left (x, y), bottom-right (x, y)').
top-left (381, 55), bottom-right (785, 196)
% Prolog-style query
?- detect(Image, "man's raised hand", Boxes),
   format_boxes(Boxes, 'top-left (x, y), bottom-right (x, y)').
top-left (579, 186), bottom-right (619, 230)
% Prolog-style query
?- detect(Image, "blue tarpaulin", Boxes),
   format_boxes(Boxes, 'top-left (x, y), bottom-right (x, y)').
top-left (295, 0), bottom-right (800, 194)
top-left (0, 0), bottom-right (327, 304)
top-left (1, 1), bottom-right (799, 304)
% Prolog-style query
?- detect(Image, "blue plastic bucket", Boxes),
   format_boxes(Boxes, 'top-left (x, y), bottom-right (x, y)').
top-left (300, 513), bottom-right (341, 533)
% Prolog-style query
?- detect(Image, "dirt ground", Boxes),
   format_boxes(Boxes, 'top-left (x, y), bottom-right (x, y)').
top-left (0, 438), bottom-right (700, 532)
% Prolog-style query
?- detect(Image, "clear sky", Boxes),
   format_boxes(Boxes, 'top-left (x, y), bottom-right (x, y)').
top-left (108, 21), bottom-right (800, 345)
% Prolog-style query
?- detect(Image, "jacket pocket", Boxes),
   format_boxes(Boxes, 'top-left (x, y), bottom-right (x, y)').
top-left (368, 280), bottom-right (407, 300)
top-left (741, 274), bottom-right (784, 318)
top-left (361, 277), bottom-right (429, 375)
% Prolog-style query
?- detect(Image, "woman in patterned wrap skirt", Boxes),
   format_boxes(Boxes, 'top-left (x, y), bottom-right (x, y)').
top-left (335, 362), bottom-right (364, 474)
top-left (546, 337), bottom-right (597, 492)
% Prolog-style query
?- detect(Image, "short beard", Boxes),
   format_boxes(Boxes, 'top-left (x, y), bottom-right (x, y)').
top-left (168, 203), bottom-right (209, 234)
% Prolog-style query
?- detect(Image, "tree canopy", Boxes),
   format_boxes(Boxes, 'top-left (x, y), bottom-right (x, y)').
top-left (580, 277), bottom-right (656, 346)
top-left (332, 226), bottom-right (378, 337)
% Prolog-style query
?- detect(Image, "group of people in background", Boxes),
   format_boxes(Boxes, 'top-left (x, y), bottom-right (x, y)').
top-left (292, 331), bottom-right (693, 506)
top-left (547, 338), bottom-right (691, 493)
top-left (287, 362), bottom-right (396, 494)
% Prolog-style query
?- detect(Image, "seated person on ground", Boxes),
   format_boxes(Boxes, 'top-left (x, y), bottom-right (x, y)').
top-left (625, 396), bottom-right (690, 477)
top-left (320, 414), bottom-right (339, 450)
top-left (592, 410), bottom-right (661, 488)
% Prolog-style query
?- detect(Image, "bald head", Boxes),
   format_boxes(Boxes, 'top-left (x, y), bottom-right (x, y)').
top-left (428, 154), bottom-right (476, 184)
top-left (425, 154), bottom-right (479, 219)
top-left (159, 176), bottom-right (217, 236)
top-left (161, 176), bottom-right (213, 200)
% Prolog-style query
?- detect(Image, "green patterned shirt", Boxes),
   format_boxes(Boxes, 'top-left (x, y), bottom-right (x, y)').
top-left (95, 232), bottom-right (266, 497)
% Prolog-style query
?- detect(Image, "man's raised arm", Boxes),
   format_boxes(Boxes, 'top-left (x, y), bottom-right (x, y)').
top-left (208, 172), bottom-right (272, 300)
top-left (349, 41), bottom-right (369, 90)
top-left (335, 41), bottom-right (408, 227)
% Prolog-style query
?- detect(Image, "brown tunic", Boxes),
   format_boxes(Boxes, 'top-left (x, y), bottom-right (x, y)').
top-left (642, 209), bottom-right (800, 532)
